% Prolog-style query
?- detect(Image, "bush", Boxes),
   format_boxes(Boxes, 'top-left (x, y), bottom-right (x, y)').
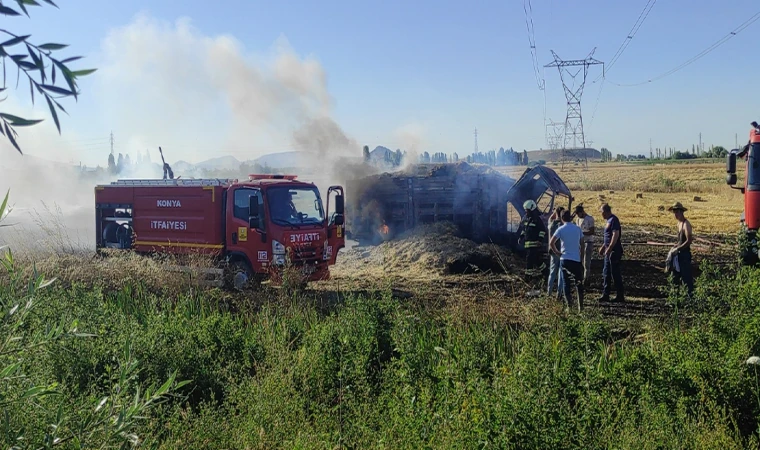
top-left (3, 205), bottom-right (760, 449)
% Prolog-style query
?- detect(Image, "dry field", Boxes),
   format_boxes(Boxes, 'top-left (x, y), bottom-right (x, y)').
top-left (499, 161), bottom-right (745, 233)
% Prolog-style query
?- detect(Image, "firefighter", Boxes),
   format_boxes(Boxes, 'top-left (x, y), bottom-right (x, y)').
top-left (520, 199), bottom-right (548, 293)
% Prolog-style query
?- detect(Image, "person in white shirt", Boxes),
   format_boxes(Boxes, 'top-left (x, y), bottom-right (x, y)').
top-left (574, 205), bottom-right (595, 285)
top-left (549, 210), bottom-right (585, 311)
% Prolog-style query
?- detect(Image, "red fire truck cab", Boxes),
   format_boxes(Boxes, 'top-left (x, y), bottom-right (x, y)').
top-left (95, 175), bottom-right (345, 288)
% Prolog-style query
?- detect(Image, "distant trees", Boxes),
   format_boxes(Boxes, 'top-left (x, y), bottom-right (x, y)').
top-left (441, 148), bottom-right (525, 166)
top-left (107, 153), bottom-right (116, 174)
top-left (643, 144), bottom-right (729, 161)
top-left (363, 145), bottom-right (370, 162)
top-left (600, 148), bottom-right (613, 162)
top-left (672, 151), bottom-right (696, 160)
top-left (704, 145), bottom-right (728, 159)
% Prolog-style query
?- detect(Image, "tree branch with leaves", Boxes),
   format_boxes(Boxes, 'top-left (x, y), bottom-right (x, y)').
top-left (0, 0), bottom-right (96, 154)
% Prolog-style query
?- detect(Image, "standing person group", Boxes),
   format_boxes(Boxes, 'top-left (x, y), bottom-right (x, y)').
top-left (545, 202), bottom-right (626, 307)
top-left (538, 199), bottom-right (696, 305)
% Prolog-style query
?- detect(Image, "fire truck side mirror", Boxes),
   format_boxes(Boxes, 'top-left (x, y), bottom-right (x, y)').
top-left (727, 153), bottom-right (737, 186)
top-left (335, 195), bottom-right (345, 215)
top-left (334, 214), bottom-right (344, 226)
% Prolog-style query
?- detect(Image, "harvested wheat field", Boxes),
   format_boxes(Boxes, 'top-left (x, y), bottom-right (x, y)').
top-left (498, 161), bottom-right (744, 232)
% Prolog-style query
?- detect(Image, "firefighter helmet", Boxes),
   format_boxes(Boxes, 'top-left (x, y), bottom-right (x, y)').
top-left (523, 199), bottom-right (537, 211)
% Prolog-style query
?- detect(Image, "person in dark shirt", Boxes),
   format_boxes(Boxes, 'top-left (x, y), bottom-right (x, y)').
top-left (598, 203), bottom-right (625, 302)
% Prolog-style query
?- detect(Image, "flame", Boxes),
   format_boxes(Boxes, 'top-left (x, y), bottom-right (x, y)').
top-left (379, 224), bottom-right (390, 235)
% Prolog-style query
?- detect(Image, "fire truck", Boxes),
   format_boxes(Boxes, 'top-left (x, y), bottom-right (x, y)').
top-left (727, 121), bottom-right (760, 265)
top-left (94, 174), bottom-right (345, 289)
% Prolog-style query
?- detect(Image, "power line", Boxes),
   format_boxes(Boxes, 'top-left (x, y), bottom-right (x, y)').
top-left (523, 0), bottom-right (545, 91)
top-left (595, 0), bottom-right (657, 82)
top-left (588, 77), bottom-right (605, 131)
top-left (610, 11), bottom-right (760, 87)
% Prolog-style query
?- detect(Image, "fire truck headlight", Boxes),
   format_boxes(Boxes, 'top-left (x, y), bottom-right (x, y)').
top-left (272, 240), bottom-right (286, 255)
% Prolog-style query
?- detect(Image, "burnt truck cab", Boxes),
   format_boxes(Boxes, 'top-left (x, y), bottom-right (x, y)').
top-left (727, 123), bottom-right (760, 264)
top-left (505, 165), bottom-right (573, 252)
top-left (95, 174), bottom-right (345, 288)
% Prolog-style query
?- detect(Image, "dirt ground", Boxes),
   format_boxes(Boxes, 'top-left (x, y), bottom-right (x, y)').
top-left (310, 224), bottom-right (735, 320)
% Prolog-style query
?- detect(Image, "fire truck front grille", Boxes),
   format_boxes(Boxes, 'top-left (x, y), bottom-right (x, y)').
top-left (290, 246), bottom-right (320, 263)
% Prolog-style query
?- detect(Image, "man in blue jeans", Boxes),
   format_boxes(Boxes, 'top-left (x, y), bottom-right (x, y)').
top-left (597, 203), bottom-right (625, 302)
top-left (549, 210), bottom-right (585, 311)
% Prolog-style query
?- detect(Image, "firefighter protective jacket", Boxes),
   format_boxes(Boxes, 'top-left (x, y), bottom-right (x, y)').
top-left (520, 210), bottom-right (547, 249)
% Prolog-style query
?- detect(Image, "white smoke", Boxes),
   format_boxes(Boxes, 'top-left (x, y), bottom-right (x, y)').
top-left (0, 13), bottom-right (417, 252)
top-left (96, 14), bottom-right (357, 164)
top-left (393, 123), bottom-right (428, 169)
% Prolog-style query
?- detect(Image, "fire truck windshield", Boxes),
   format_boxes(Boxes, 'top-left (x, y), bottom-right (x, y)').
top-left (267, 187), bottom-right (325, 226)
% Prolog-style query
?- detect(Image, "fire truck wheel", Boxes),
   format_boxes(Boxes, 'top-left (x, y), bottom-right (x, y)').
top-left (228, 261), bottom-right (256, 291)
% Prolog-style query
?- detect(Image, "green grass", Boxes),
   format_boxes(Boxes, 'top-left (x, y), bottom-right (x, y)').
top-left (2, 262), bottom-right (760, 449)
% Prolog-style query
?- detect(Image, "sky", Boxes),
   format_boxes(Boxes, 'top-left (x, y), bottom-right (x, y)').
top-left (1, 0), bottom-right (759, 167)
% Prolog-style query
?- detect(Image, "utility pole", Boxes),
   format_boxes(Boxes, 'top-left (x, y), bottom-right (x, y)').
top-left (736, 133), bottom-right (739, 150)
top-left (699, 132), bottom-right (702, 156)
top-left (473, 127), bottom-right (478, 155)
top-left (110, 131), bottom-right (114, 155)
top-left (545, 49), bottom-right (604, 171)
top-left (649, 138), bottom-right (653, 160)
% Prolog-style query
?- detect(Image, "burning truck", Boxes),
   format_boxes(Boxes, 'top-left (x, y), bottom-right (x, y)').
top-left (345, 162), bottom-right (572, 249)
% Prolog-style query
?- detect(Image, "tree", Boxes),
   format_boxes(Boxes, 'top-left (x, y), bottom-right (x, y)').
top-left (710, 146), bottom-right (728, 159)
top-left (144, 149), bottom-right (151, 164)
top-left (107, 152), bottom-right (116, 174)
top-left (362, 145), bottom-right (370, 162)
top-left (0, 1), bottom-right (96, 154)
top-left (117, 153), bottom-right (124, 174)
top-left (523, 150), bottom-right (529, 165)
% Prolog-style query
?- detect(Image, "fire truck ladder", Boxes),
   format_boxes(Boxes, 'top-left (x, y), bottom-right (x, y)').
top-left (106, 178), bottom-right (237, 186)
